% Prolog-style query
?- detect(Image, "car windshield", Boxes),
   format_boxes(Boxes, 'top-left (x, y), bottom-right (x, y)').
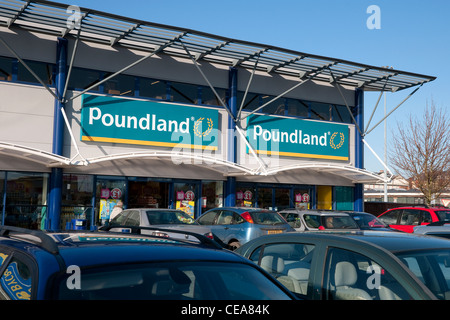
top-left (56, 261), bottom-right (292, 300)
top-left (396, 249), bottom-right (450, 300)
top-left (351, 214), bottom-right (388, 229)
top-left (146, 210), bottom-right (197, 225)
top-left (249, 211), bottom-right (286, 225)
top-left (304, 214), bottom-right (358, 229)
top-left (436, 210), bottom-right (450, 221)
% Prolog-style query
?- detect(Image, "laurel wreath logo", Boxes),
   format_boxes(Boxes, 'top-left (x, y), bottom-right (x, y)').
top-left (194, 117), bottom-right (213, 137)
top-left (330, 132), bottom-right (345, 150)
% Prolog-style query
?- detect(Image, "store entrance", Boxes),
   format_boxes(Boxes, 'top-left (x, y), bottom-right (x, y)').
top-left (236, 183), bottom-right (313, 211)
top-left (128, 180), bottom-right (170, 209)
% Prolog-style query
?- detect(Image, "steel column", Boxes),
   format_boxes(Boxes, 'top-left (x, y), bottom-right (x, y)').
top-left (354, 88), bottom-right (364, 211)
top-left (48, 38), bottom-right (67, 231)
top-left (225, 67), bottom-right (238, 207)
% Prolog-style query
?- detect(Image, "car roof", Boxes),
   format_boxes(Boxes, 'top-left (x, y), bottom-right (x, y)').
top-left (385, 207), bottom-right (449, 211)
top-left (240, 230), bottom-right (450, 254)
top-left (280, 209), bottom-right (351, 216)
top-left (55, 233), bottom-right (243, 267)
top-left (123, 208), bottom-right (183, 211)
top-left (206, 207), bottom-right (275, 212)
top-left (0, 226), bottom-right (242, 267)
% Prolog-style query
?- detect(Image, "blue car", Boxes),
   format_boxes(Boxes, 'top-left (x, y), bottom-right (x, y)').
top-left (196, 207), bottom-right (294, 249)
top-left (0, 225), bottom-right (295, 300)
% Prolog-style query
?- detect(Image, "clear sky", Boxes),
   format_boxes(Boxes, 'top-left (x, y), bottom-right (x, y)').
top-left (53, 0), bottom-right (449, 173)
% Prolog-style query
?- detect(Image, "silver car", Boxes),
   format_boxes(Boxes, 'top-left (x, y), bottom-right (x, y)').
top-left (279, 209), bottom-right (359, 231)
top-left (108, 208), bottom-right (214, 242)
top-left (414, 221), bottom-right (450, 239)
top-left (196, 207), bottom-right (294, 249)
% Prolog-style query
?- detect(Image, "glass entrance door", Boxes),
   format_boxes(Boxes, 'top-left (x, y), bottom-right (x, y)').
top-left (174, 181), bottom-right (200, 218)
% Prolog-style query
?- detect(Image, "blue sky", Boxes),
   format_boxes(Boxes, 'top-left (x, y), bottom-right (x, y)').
top-left (53, 0), bottom-right (449, 173)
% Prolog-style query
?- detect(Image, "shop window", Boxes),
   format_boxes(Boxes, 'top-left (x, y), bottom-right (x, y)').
top-left (274, 188), bottom-right (290, 211)
top-left (139, 78), bottom-right (167, 100)
top-left (257, 188), bottom-right (273, 209)
top-left (104, 73), bottom-right (135, 96)
top-left (201, 181), bottom-right (223, 214)
top-left (287, 99), bottom-right (309, 118)
top-left (201, 86), bottom-right (227, 107)
top-left (4, 172), bottom-right (48, 230)
top-left (174, 182), bottom-right (197, 218)
top-left (260, 96), bottom-right (286, 115)
top-left (67, 67), bottom-right (101, 92)
top-left (17, 60), bottom-right (54, 85)
top-left (237, 91), bottom-right (260, 112)
top-left (310, 102), bottom-right (332, 121)
top-left (294, 189), bottom-right (311, 210)
top-left (332, 104), bottom-right (352, 123)
top-left (0, 56), bottom-right (13, 81)
top-left (317, 186), bottom-right (332, 210)
top-left (335, 186), bottom-right (354, 211)
top-left (96, 177), bottom-right (127, 226)
top-left (236, 185), bottom-right (255, 208)
top-left (128, 180), bottom-right (169, 210)
top-left (61, 174), bottom-right (94, 230)
top-left (170, 82), bottom-right (199, 105)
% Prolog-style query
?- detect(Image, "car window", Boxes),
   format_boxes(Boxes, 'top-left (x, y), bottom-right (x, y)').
top-left (125, 210), bottom-right (140, 227)
top-left (351, 214), bottom-right (387, 229)
top-left (435, 210), bottom-right (450, 221)
top-left (400, 209), bottom-right (420, 226)
top-left (197, 211), bottom-right (217, 225)
top-left (217, 210), bottom-right (237, 225)
top-left (398, 250), bottom-right (450, 300)
top-left (250, 211), bottom-right (286, 225)
top-left (0, 256), bottom-right (32, 300)
top-left (284, 213), bottom-right (302, 229)
top-left (379, 210), bottom-right (401, 225)
top-left (145, 210), bottom-right (195, 225)
top-left (249, 242), bottom-right (315, 297)
top-left (323, 247), bottom-right (411, 300)
top-left (304, 215), bottom-right (321, 228)
top-left (56, 261), bottom-right (292, 300)
top-left (421, 211), bottom-right (433, 224)
top-left (110, 210), bottom-right (131, 225)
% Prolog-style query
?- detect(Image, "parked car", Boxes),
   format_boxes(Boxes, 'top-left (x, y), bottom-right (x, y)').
top-left (344, 211), bottom-right (394, 231)
top-left (414, 221), bottom-right (450, 239)
top-left (237, 231), bottom-right (450, 300)
top-left (279, 209), bottom-right (359, 231)
top-left (0, 225), bottom-right (296, 300)
top-left (377, 206), bottom-right (450, 233)
top-left (107, 208), bottom-right (215, 242)
top-left (196, 207), bottom-right (294, 249)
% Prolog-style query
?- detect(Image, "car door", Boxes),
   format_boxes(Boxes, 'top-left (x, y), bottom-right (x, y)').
top-left (398, 209), bottom-right (421, 233)
top-left (321, 247), bottom-right (416, 300)
top-left (379, 209), bottom-right (403, 231)
top-left (213, 210), bottom-right (245, 243)
top-left (0, 249), bottom-right (36, 300)
top-left (246, 241), bottom-right (317, 299)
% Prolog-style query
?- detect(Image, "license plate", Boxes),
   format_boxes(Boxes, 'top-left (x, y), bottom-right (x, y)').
top-left (267, 230), bottom-right (283, 235)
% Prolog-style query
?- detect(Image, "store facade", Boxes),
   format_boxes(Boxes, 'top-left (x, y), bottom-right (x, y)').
top-left (0, 1), bottom-right (434, 230)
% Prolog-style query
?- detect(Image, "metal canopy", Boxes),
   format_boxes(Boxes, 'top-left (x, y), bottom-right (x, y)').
top-left (0, 0), bottom-right (435, 92)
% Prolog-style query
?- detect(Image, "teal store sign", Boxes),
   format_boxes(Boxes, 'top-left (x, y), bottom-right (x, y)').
top-left (247, 114), bottom-right (349, 161)
top-left (80, 94), bottom-right (218, 150)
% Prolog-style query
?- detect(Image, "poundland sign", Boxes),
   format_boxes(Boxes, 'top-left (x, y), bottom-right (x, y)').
top-left (80, 94), bottom-right (218, 150)
top-left (247, 114), bottom-right (349, 161)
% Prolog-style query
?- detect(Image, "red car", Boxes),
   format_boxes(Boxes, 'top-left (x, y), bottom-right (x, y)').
top-left (377, 206), bottom-right (450, 233)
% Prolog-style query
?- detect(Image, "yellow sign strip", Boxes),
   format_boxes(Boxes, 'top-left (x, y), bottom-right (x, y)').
top-left (254, 149), bottom-right (349, 161)
top-left (82, 136), bottom-right (218, 151)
